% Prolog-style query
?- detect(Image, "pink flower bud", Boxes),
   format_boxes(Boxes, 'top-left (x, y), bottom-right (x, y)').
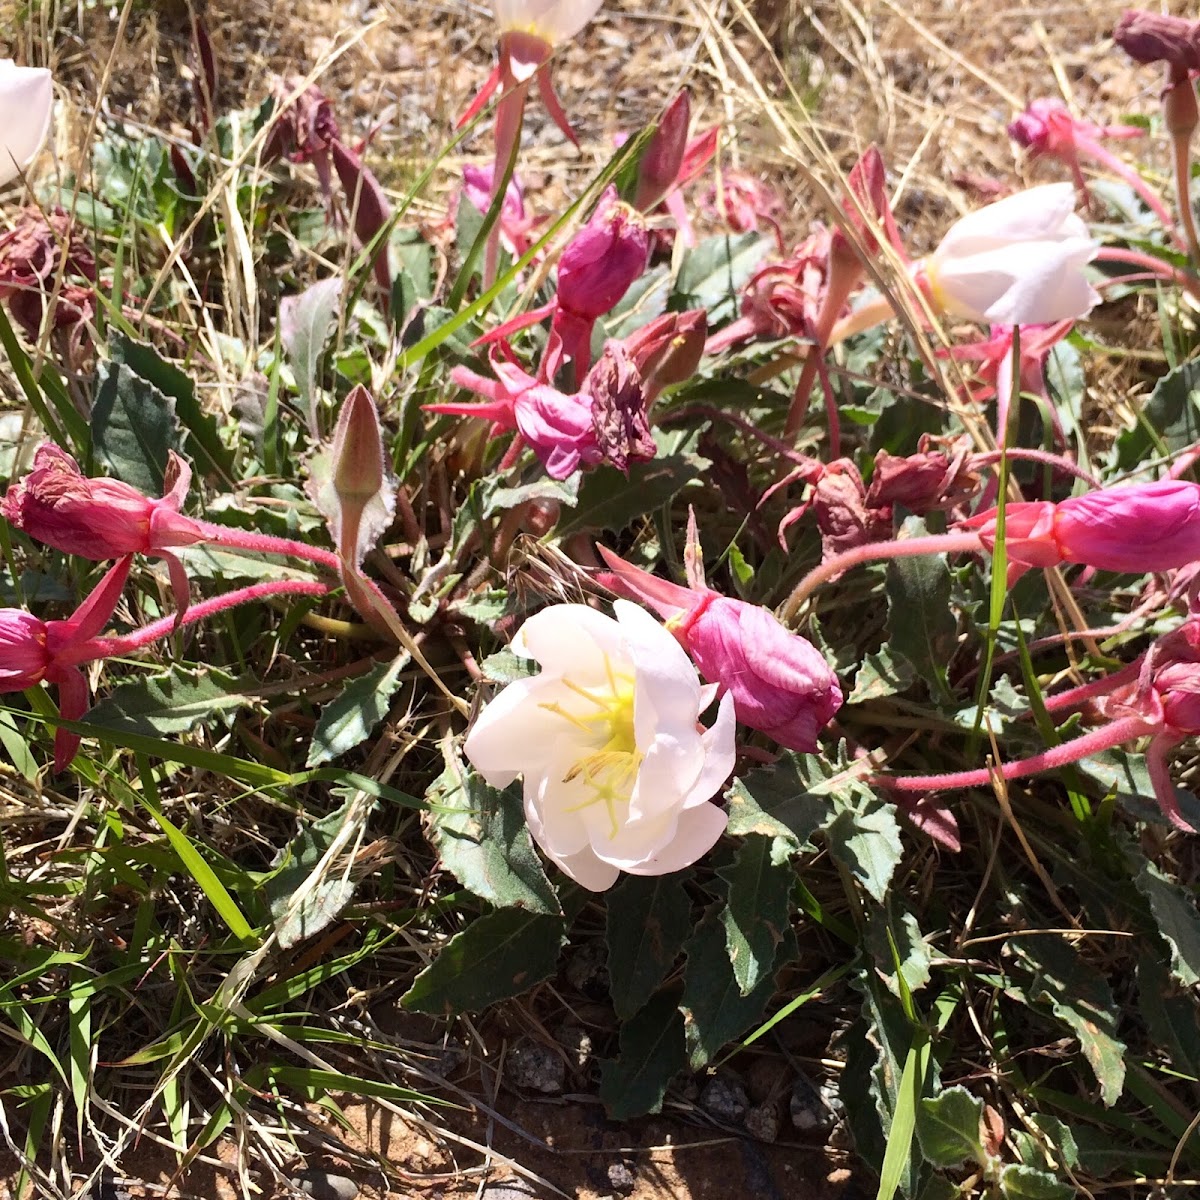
top-left (312, 384), bottom-right (397, 568)
top-left (1054, 480), bottom-right (1200, 572)
top-left (678, 596), bottom-right (843, 752)
top-left (2, 443), bottom-right (204, 560)
top-left (634, 90), bottom-right (691, 212)
top-left (556, 188), bottom-right (649, 320)
top-left (0, 609), bottom-right (49, 691)
top-left (964, 500), bottom-right (1063, 571)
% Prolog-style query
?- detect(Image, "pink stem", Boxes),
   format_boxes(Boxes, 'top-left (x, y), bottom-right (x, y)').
top-left (190, 519), bottom-right (341, 572)
top-left (1039, 657), bottom-right (1145, 714)
top-left (873, 714), bottom-right (1153, 793)
top-left (1076, 135), bottom-right (1183, 247)
top-left (1094, 247), bottom-right (1200, 304)
top-left (1171, 126), bottom-right (1200, 268)
top-left (64, 579), bottom-right (331, 664)
top-left (782, 531), bottom-right (981, 622)
top-left (498, 432), bottom-right (527, 472)
top-left (970, 449), bottom-right (1100, 488)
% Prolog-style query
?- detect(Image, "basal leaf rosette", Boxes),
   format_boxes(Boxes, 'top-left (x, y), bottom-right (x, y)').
top-left (465, 600), bottom-right (736, 891)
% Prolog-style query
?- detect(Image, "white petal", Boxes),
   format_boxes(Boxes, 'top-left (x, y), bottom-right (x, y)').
top-left (551, 844), bottom-right (620, 891)
top-left (611, 600), bottom-right (702, 746)
top-left (619, 804), bottom-right (728, 877)
top-left (524, 774), bottom-right (592, 857)
top-left (935, 183), bottom-right (1079, 259)
top-left (464, 675), bottom-right (582, 786)
top-left (513, 603), bottom-right (628, 684)
top-left (679, 691), bottom-right (738, 810)
top-left (934, 239), bottom-right (1099, 324)
top-left (495, 0), bottom-right (602, 42)
top-left (0, 63), bottom-right (52, 189)
top-left (627, 730), bottom-right (702, 822)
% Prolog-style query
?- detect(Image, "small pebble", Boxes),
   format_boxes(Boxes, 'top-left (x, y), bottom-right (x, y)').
top-left (606, 1161), bottom-right (637, 1194)
top-left (699, 1074), bottom-right (749, 1125)
top-left (745, 1102), bottom-right (781, 1143)
top-left (290, 1169), bottom-right (358, 1200)
top-left (480, 1183), bottom-right (537, 1200)
top-left (790, 1074), bottom-right (835, 1133)
top-left (506, 1039), bottom-right (566, 1095)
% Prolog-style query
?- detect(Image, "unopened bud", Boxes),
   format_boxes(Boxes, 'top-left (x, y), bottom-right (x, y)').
top-left (634, 90), bottom-right (691, 212)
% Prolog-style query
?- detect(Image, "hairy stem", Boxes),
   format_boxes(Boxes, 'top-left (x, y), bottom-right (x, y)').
top-left (190, 519), bottom-right (341, 572)
top-left (782, 531), bottom-right (981, 623)
top-left (873, 714), bottom-right (1153, 792)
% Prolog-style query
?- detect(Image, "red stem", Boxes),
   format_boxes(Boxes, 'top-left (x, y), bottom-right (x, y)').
top-left (782, 531), bottom-right (981, 622)
top-left (63, 579), bottom-right (331, 664)
top-left (872, 714), bottom-right (1153, 793)
top-left (1094, 247), bottom-right (1200, 304)
top-left (1076, 135), bottom-right (1182, 247)
top-left (191, 519), bottom-right (341, 572)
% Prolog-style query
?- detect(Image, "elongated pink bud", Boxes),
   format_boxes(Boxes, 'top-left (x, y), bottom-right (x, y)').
top-left (557, 188), bottom-right (649, 321)
top-left (634, 90), bottom-right (691, 212)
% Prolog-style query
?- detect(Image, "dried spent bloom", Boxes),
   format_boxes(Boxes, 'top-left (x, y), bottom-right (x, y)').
top-left (2, 443), bottom-right (206, 616)
top-left (584, 341), bottom-right (656, 475)
top-left (464, 601), bottom-right (736, 891)
top-left (2, 443), bottom-right (204, 561)
top-left (922, 183), bottom-right (1100, 325)
top-left (1113, 10), bottom-right (1200, 79)
top-left (622, 309), bottom-right (706, 404)
top-left (597, 546), bottom-right (843, 752)
top-left (865, 445), bottom-right (981, 515)
top-left (0, 60), bottom-right (53, 189)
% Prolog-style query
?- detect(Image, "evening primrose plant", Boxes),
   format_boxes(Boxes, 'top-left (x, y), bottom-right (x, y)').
top-left (7, 3), bottom-right (1200, 1198)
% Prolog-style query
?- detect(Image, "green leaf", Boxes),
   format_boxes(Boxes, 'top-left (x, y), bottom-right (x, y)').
top-left (266, 797), bottom-right (371, 949)
top-left (401, 906), bottom-right (568, 1015)
top-left (606, 872), bottom-right (693, 1021)
top-left (1010, 935), bottom-right (1126, 1106)
top-left (92, 358), bottom-right (182, 493)
top-left (1077, 749), bottom-right (1200, 828)
top-left (425, 754), bottom-right (560, 915)
top-left (718, 836), bottom-right (793, 996)
top-left (679, 910), bottom-right (796, 1070)
top-left (86, 667), bottom-right (253, 738)
top-left (1110, 358), bottom-right (1200, 473)
top-left (885, 518), bottom-right (957, 696)
top-left (826, 796), bottom-right (903, 904)
top-left (478, 648), bottom-right (539, 684)
top-left (723, 751), bottom-right (845, 853)
top-left (675, 232), bottom-right (771, 323)
top-left (1138, 951), bottom-right (1200, 1079)
top-left (848, 648), bottom-right (917, 704)
top-left (915, 1086), bottom-right (985, 1169)
top-left (138, 796), bottom-right (253, 941)
top-left (173, 545), bottom-right (320, 584)
top-left (307, 654), bottom-right (410, 767)
top-left (110, 334), bottom-right (233, 478)
top-left (598, 988), bottom-right (686, 1120)
top-left (279, 276), bottom-right (341, 420)
top-left (555, 450), bottom-right (710, 537)
top-left (998, 1164), bottom-right (1074, 1200)
top-left (865, 902), bottom-right (932, 999)
top-left (1134, 858), bottom-right (1200, 986)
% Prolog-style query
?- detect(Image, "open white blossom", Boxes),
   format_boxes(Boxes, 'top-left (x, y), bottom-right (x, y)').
top-left (492, 0), bottom-right (603, 46)
top-left (924, 182), bottom-right (1100, 325)
top-left (464, 600), bottom-right (736, 892)
top-left (0, 61), bottom-right (52, 190)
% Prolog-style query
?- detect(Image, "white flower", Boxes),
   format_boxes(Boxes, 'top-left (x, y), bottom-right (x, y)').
top-left (924, 182), bottom-right (1100, 325)
top-left (492, 0), bottom-right (603, 46)
top-left (464, 600), bottom-right (737, 892)
top-left (0, 61), bottom-right (52, 190)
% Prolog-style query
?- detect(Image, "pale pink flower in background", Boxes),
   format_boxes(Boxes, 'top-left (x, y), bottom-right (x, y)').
top-left (921, 182), bottom-right (1100, 325)
top-left (464, 601), bottom-right (736, 892)
top-left (0, 61), bottom-right (53, 189)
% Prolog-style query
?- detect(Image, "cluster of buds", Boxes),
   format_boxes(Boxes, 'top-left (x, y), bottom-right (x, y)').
top-left (427, 307), bottom-right (705, 481)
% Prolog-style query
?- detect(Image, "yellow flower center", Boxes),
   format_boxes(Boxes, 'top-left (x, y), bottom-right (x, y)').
top-left (541, 654), bottom-right (642, 839)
